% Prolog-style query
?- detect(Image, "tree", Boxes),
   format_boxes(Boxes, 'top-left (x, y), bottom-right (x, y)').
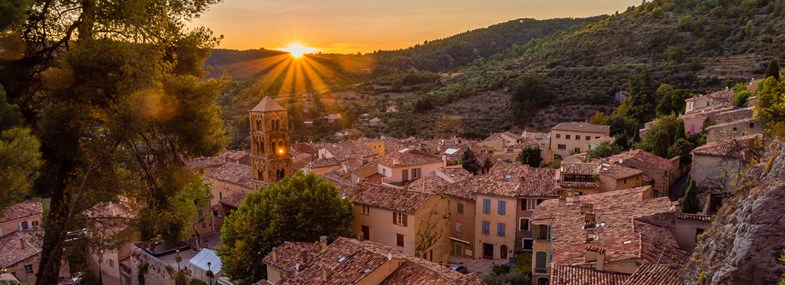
top-left (668, 138), bottom-right (696, 164)
top-left (586, 142), bottom-right (624, 160)
top-left (733, 90), bottom-right (753, 107)
top-left (621, 69), bottom-right (657, 125)
top-left (757, 76), bottom-right (785, 135)
top-left (217, 173), bottom-right (353, 284)
top-left (518, 147), bottom-right (543, 167)
top-left (482, 271), bottom-right (531, 285)
top-left (765, 60), bottom-right (781, 81)
top-left (637, 115), bottom-right (683, 157)
top-left (511, 76), bottom-right (552, 122)
top-left (415, 203), bottom-right (449, 259)
top-left (682, 180), bottom-right (701, 214)
top-left (0, 127), bottom-right (42, 213)
top-left (461, 148), bottom-right (481, 174)
top-left (588, 111), bottom-right (607, 125)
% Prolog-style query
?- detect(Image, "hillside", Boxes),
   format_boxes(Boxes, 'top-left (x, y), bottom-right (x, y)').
top-left (389, 0), bottom-right (785, 137)
top-left (371, 17), bottom-right (603, 75)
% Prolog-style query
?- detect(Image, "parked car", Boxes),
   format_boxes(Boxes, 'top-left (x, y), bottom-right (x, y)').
top-left (449, 264), bottom-right (469, 274)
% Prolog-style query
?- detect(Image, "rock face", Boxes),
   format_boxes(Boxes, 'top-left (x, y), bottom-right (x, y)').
top-left (683, 140), bottom-right (785, 284)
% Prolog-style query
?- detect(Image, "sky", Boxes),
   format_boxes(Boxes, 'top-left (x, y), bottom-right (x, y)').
top-left (190, 0), bottom-right (640, 54)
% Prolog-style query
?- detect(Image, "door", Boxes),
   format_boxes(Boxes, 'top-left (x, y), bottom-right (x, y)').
top-left (500, 245), bottom-right (508, 259)
top-left (483, 243), bottom-right (493, 259)
top-left (361, 225), bottom-right (370, 240)
top-left (402, 169), bottom-right (409, 181)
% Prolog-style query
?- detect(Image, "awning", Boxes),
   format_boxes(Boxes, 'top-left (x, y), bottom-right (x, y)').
top-left (188, 248), bottom-right (222, 273)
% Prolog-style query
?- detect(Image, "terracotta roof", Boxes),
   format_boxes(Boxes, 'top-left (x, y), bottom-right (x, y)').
top-left (691, 134), bottom-right (761, 160)
top-left (221, 191), bottom-right (252, 209)
top-left (185, 156), bottom-right (227, 170)
top-left (274, 237), bottom-right (482, 285)
top-left (263, 242), bottom-right (319, 274)
top-left (550, 265), bottom-right (630, 285)
top-left (322, 142), bottom-right (377, 161)
top-left (634, 219), bottom-right (689, 265)
top-left (551, 122), bottom-right (610, 134)
top-left (308, 157), bottom-right (341, 168)
top-left (623, 264), bottom-right (681, 285)
top-left (561, 163), bottom-right (600, 176)
top-left (676, 213), bottom-right (713, 222)
top-left (474, 162), bottom-right (560, 197)
top-left (378, 150), bottom-right (442, 168)
top-left (205, 162), bottom-right (260, 189)
top-left (0, 230), bottom-right (43, 268)
top-left (531, 187), bottom-right (681, 266)
top-left (338, 183), bottom-right (433, 214)
top-left (0, 202), bottom-right (42, 223)
top-left (706, 89), bottom-right (733, 100)
top-left (599, 163), bottom-right (643, 180)
top-left (436, 166), bottom-right (473, 183)
top-left (406, 176), bottom-right (451, 194)
top-left (291, 143), bottom-right (317, 155)
top-left (607, 149), bottom-right (673, 172)
top-left (251, 96), bottom-right (286, 112)
top-left (83, 199), bottom-right (137, 236)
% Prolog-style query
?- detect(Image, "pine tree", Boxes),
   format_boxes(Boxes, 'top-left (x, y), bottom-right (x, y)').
top-left (765, 60), bottom-right (781, 81)
top-left (682, 180), bottom-right (701, 214)
top-left (461, 148), bottom-right (481, 174)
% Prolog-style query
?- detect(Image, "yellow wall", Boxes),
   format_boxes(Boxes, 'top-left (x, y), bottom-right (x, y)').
top-left (365, 141), bottom-right (386, 157)
top-left (448, 197), bottom-right (475, 258)
top-left (474, 194), bottom-right (517, 260)
top-left (0, 215), bottom-right (42, 238)
top-left (549, 130), bottom-right (609, 159)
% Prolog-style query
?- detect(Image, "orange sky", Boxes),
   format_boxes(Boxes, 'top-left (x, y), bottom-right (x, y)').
top-left (190, 0), bottom-right (640, 54)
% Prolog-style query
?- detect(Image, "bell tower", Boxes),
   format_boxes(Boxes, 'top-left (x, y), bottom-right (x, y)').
top-left (249, 96), bottom-right (292, 183)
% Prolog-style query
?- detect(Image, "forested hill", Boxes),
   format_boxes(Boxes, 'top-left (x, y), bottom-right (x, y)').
top-left (402, 0), bottom-right (785, 137)
top-left (371, 17), bottom-right (603, 75)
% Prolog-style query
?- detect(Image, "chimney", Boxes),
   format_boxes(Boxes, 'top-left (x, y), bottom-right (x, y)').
top-left (442, 155), bottom-right (447, 166)
top-left (322, 267), bottom-right (332, 280)
top-left (570, 192), bottom-right (580, 203)
top-left (319, 236), bottom-right (328, 251)
top-left (271, 247), bottom-right (278, 262)
top-left (19, 238), bottom-right (25, 250)
top-left (596, 249), bottom-right (606, 271)
top-left (558, 195), bottom-right (566, 205)
top-left (300, 249), bottom-right (309, 265)
top-left (580, 203), bottom-right (593, 214)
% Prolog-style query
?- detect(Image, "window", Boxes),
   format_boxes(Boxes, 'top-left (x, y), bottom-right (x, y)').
top-left (555, 134), bottom-right (561, 139)
top-left (534, 224), bottom-right (549, 240)
top-left (750, 122), bottom-right (755, 128)
top-left (455, 223), bottom-right (462, 234)
top-left (574, 147), bottom-right (581, 153)
top-left (537, 277), bottom-right (550, 285)
top-left (557, 144), bottom-right (566, 150)
top-left (481, 221), bottom-right (490, 234)
top-left (575, 135), bottom-right (580, 140)
top-left (535, 252), bottom-right (547, 273)
top-left (201, 222), bottom-right (207, 228)
top-left (393, 212), bottom-right (407, 226)
top-left (585, 136), bottom-right (590, 141)
top-left (25, 264), bottom-right (33, 274)
top-left (497, 223), bottom-right (506, 237)
top-left (412, 168), bottom-right (421, 179)
top-left (523, 239), bottom-right (533, 251)
top-left (32, 221), bottom-right (39, 227)
top-left (565, 135), bottom-right (571, 139)
top-left (529, 199), bottom-right (544, 210)
top-left (20, 221), bottom-right (29, 230)
top-left (497, 200), bottom-right (506, 215)
top-left (198, 209), bottom-right (205, 220)
top-left (382, 168), bottom-right (387, 176)
top-left (482, 199), bottom-right (491, 214)
top-left (362, 205), bottom-right (370, 215)
top-left (108, 259), bottom-right (114, 268)
top-left (519, 218), bottom-right (530, 231)
top-left (457, 202), bottom-right (464, 214)
top-left (595, 136), bottom-right (600, 139)
top-left (520, 199), bottom-right (528, 210)
top-left (396, 234), bottom-right (404, 247)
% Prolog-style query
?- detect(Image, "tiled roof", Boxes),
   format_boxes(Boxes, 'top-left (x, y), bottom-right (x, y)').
top-left (274, 237), bottom-right (482, 285)
top-left (531, 187), bottom-right (680, 266)
top-left (550, 265), bottom-right (630, 285)
top-left (607, 149), bottom-right (673, 172)
top-left (676, 213), bottom-right (713, 222)
top-left (0, 202), bottom-right (42, 223)
top-left (623, 264), bottom-right (681, 285)
top-left (221, 191), bottom-right (252, 209)
top-left (706, 89), bottom-right (733, 100)
top-left (263, 242), bottom-right (319, 274)
top-left (338, 183), bottom-right (433, 214)
top-left (704, 117), bottom-right (757, 131)
top-left (551, 122), bottom-right (610, 134)
top-left (322, 142), bottom-right (377, 161)
top-left (599, 163), bottom-right (643, 180)
top-left (83, 199), bottom-right (137, 236)
top-left (634, 219), bottom-right (689, 265)
top-left (251, 96), bottom-right (286, 112)
top-left (291, 143), bottom-right (317, 155)
top-left (378, 150), bottom-right (442, 168)
top-left (0, 230), bottom-right (43, 268)
top-left (308, 157), bottom-right (341, 168)
top-left (436, 166), bottom-right (473, 182)
top-left (561, 162), bottom-right (600, 176)
top-left (185, 156), bottom-right (227, 170)
top-left (406, 176), bottom-right (451, 194)
top-left (474, 162), bottom-right (560, 197)
top-left (205, 162), bottom-right (259, 189)
top-left (691, 134), bottom-right (761, 160)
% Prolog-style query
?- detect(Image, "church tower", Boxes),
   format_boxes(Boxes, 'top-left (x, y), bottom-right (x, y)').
top-left (249, 96), bottom-right (293, 183)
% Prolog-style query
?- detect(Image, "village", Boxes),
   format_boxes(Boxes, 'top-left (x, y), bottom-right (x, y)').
top-left (0, 77), bottom-right (765, 285)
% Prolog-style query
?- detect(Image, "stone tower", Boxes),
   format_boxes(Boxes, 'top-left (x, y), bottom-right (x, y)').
top-left (249, 96), bottom-right (292, 183)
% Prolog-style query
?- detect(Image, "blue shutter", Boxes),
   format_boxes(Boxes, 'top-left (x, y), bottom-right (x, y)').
top-left (498, 201), bottom-right (506, 215)
top-left (483, 199), bottom-right (490, 214)
top-left (498, 223), bottom-right (506, 237)
top-left (482, 221), bottom-right (490, 234)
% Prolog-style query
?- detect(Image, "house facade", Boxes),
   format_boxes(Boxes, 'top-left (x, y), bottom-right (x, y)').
top-left (549, 122), bottom-right (611, 160)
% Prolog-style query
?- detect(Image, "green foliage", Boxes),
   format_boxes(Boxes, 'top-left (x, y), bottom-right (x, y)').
top-left (0, 86), bottom-right (23, 130)
top-left (175, 270), bottom-right (187, 285)
top-left (481, 271), bottom-right (531, 285)
top-left (586, 142), bottom-right (624, 160)
top-left (621, 69), bottom-right (657, 126)
top-left (0, 127), bottom-right (42, 214)
top-left (655, 84), bottom-right (691, 116)
top-left (682, 180), bottom-right (701, 214)
top-left (217, 173), bottom-right (353, 284)
top-left (756, 76), bottom-right (785, 134)
top-left (511, 76), bottom-right (552, 121)
top-left (766, 60), bottom-right (781, 81)
top-left (511, 252), bottom-right (532, 275)
top-left (668, 138), bottom-right (696, 164)
top-left (733, 90), bottom-right (753, 107)
top-left (0, 0), bottom-right (31, 31)
top-left (461, 148), bottom-right (481, 174)
top-left (637, 115), bottom-right (683, 157)
top-left (518, 147), bottom-right (543, 167)
top-left (190, 280), bottom-right (208, 285)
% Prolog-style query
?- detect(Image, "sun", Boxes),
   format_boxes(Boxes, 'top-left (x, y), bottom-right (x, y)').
top-left (280, 44), bottom-right (316, 58)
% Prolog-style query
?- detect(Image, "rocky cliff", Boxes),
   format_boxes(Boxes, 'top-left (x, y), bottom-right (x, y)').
top-left (683, 140), bottom-right (785, 284)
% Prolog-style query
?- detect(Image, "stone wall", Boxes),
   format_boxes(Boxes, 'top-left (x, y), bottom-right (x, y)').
top-left (130, 245), bottom-right (176, 285)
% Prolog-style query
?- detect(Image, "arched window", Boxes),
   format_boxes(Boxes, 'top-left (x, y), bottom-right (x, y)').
top-left (272, 141), bottom-right (276, 153)
top-left (537, 277), bottom-right (549, 285)
top-left (259, 139), bottom-right (264, 154)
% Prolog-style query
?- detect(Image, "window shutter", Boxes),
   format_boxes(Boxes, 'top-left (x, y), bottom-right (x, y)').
top-left (547, 225), bottom-right (551, 240)
top-left (393, 212), bottom-right (397, 224)
top-left (532, 223), bottom-right (539, 238)
top-left (402, 214), bottom-right (408, 227)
